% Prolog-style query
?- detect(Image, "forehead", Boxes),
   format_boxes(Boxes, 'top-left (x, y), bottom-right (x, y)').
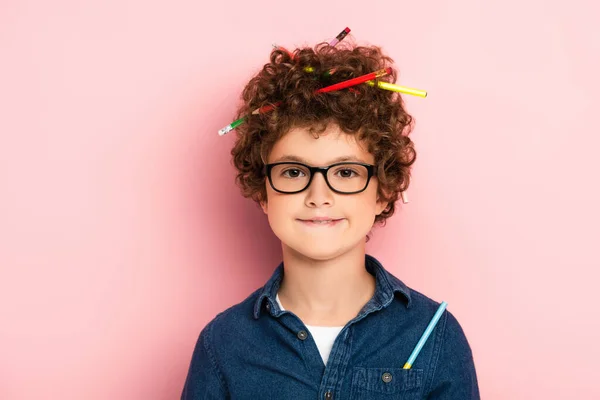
top-left (268, 124), bottom-right (374, 165)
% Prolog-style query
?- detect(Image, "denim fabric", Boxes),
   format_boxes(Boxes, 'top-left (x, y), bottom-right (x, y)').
top-left (181, 254), bottom-right (480, 399)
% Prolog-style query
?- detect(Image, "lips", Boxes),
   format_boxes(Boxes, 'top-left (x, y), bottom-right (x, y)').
top-left (300, 218), bottom-right (342, 222)
top-left (297, 218), bottom-right (345, 227)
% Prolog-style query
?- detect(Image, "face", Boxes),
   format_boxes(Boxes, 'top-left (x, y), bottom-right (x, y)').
top-left (260, 124), bottom-right (389, 261)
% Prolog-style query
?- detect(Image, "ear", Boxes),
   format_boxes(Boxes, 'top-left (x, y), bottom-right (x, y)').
top-left (376, 198), bottom-right (389, 216)
top-left (260, 199), bottom-right (268, 214)
top-left (375, 190), bottom-right (390, 216)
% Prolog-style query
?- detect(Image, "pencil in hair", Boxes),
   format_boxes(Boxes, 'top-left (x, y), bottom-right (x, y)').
top-left (316, 68), bottom-right (392, 93)
top-left (329, 27), bottom-right (351, 46)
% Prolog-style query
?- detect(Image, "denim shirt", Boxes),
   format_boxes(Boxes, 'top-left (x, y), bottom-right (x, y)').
top-left (181, 254), bottom-right (480, 399)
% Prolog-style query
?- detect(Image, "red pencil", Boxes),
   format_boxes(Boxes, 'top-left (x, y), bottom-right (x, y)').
top-left (251, 102), bottom-right (282, 115)
top-left (251, 69), bottom-right (391, 114)
top-left (220, 68), bottom-right (393, 135)
top-left (315, 67), bottom-right (392, 93)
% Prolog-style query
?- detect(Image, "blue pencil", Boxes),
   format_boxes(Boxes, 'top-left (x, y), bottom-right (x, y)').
top-left (403, 301), bottom-right (448, 369)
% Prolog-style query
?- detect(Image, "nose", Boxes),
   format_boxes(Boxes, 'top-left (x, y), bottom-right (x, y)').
top-left (305, 171), bottom-right (334, 205)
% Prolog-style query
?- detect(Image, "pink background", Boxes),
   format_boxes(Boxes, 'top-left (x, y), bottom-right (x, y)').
top-left (1, 0), bottom-right (599, 398)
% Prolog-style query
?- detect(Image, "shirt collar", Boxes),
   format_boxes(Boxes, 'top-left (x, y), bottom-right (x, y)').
top-left (253, 253), bottom-right (412, 319)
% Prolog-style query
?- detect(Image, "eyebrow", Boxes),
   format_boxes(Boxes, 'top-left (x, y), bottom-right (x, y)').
top-left (272, 154), bottom-right (368, 164)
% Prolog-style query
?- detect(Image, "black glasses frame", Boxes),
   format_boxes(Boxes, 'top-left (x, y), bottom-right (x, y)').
top-left (264, 161), bottom-right (378, 194)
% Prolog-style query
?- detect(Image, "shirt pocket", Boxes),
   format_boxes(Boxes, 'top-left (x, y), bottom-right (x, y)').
top-left (349, 367), bottom-right (424, 400)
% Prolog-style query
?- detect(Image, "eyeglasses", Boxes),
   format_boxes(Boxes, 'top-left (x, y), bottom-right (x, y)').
top-left (264, 162), bottom-right (377, 194)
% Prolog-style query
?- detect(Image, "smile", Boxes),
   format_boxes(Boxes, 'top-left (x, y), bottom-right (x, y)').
top-left (297, 219), bottom-right (345, 227)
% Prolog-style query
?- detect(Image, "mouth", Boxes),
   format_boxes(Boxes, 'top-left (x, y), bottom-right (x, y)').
top-left (297, 218), bottom-right (345, 227)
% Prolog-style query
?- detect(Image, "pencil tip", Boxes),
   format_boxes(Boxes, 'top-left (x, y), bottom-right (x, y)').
top-left (218, 126), bottom-right (232, 136)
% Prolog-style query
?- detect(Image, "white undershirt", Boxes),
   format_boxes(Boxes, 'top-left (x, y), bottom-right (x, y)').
top-left (275, 293), bottom-right (345, 366)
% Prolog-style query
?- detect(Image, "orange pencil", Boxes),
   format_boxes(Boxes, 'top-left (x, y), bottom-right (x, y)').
top-left (272, 43), bottom-right (294, 59)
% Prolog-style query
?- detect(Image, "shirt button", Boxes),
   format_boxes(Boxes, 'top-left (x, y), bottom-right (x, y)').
top-left (324, 390), bottom-right (333, 399)
top-left (297, 330), bottom-right (308, 340)
top-left (265, 303), bottom-right (270, 310)
top-left (382, 372), bottom-right (393, 383)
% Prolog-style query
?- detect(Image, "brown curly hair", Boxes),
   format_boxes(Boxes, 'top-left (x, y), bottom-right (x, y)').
top-left (229, 40), bottom-right (417, 237)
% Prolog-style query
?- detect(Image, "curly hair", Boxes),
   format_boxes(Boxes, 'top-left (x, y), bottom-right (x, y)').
top-left (229, 40), bottom-right (417, 238)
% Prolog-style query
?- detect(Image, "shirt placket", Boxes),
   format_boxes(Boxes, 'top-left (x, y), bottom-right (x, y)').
top-left (268, 296), bottom-right (384, 400)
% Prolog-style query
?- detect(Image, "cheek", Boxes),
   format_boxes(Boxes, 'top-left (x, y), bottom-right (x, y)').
top-left (349, 189), bottom-right (379, 213)
top-left (264, 191), bottom-right (299, 222)
top-left (267, 199), bottom-right (289, 218)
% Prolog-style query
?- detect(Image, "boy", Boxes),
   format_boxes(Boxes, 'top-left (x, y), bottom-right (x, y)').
top-left (182, 40), bottom-right (480, 399)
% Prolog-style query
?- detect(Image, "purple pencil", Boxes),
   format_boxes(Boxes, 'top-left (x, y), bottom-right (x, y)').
top-left (329, 27), bottom-right (351, 46)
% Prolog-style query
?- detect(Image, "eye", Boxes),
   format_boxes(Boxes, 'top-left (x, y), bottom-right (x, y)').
top-left (335, 168), bottom-right (359, 178)
top-left (282, 168), bottom-right (306, 178)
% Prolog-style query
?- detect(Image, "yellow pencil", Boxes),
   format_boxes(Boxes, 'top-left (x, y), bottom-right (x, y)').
top-left (365, 80), bottom-right (427, 98)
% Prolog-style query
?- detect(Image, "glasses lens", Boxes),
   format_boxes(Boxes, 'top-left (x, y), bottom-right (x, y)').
top-left (327, 163), bottom-right (369, 192)
top-left (270, 163), bottom-right (369, 193)
top-left (270, 163), bottom-right (311, 192)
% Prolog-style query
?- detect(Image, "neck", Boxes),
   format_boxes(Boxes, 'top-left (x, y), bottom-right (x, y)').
top-left (277, 243), bottom-right (376, 326)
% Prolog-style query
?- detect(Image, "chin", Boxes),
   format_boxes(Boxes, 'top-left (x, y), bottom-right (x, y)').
top-left (283, 240), bottom-right (352, 261)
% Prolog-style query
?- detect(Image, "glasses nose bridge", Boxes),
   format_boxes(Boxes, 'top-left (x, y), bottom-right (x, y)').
top-left (308, 165), bottom-right (332, 186)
